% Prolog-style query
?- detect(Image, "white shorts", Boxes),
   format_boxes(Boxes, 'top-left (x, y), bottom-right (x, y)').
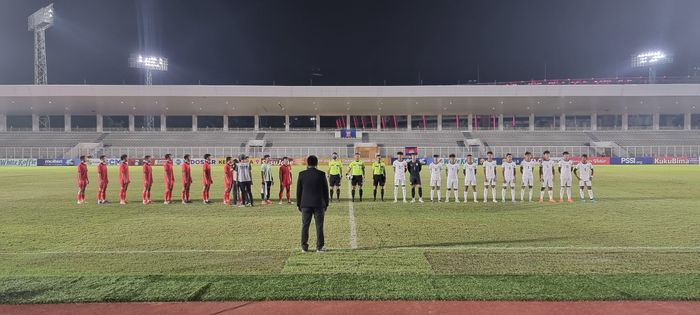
top-left (430, 177), bottom-right (441, 187)
top-left (464, 177), bottom-right (477, 186)
top-left (446, 178), bottom-right (459, 189)
top-left (484, 177), bottom-right (496, 186)
top-left (579, 179), bottom-right (592, 187)
top-left (521, 176), bottom-right (534, 187)
top-left (560, 176), bottom-right (572, 187)
top-left (503, 178), bottom-right (515, 187)
top-left (541, 177), bottom-right (554, 188)
top-left (394, 178), bottom-right (406, 186)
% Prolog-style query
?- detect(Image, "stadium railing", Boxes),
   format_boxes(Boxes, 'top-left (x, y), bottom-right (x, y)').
top-left (2, 145), bottom-right (700, 160)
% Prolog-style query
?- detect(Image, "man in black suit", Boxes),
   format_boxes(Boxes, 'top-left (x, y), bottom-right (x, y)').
top-left (296, 155), bottom-right (330, 253)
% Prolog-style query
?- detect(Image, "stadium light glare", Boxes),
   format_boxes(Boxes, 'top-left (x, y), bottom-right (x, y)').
top-left (129, 54), bottom-right (169, 72)
top-left (631, 50), bottom-right (673, 84)
top-left (632, 51), bottom-right (672, 67)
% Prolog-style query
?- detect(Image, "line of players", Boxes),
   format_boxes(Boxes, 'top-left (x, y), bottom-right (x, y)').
top-left (327, 150), bottom-right (595, 203)
top-left (76, 153), bottom-right (293, 206)
top-left (75, 150), bottom-right (595, 205)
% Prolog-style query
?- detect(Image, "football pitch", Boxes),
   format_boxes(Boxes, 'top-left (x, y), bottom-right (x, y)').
top-left (0, 165), bottom-right (699, 303)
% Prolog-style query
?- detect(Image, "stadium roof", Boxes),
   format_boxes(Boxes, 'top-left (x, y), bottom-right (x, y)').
top-left (1, 84), bottom-right (699, 116)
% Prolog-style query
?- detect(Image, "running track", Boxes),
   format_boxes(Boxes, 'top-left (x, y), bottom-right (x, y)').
top-left (1, 301), bottom-right (699, 315)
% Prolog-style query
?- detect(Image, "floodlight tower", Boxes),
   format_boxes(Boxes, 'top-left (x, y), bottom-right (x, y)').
top-left (632, 51), bottom-right (673, 84)
top-left (28, 3), bottom-right (55, 85)
top-left (129, 54), bottom-right (168, 130)
top-left (129, 54), bottom-right (168, 85)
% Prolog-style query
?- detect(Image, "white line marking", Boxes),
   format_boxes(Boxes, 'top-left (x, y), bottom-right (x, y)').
top-left (348, 199), bottom-right (358, 250)
top-left (347, 180), bottom-right (358, 249)
top-left (382, 246), bottom-right (700, 252)
top-left (2, 246), bottom-right (698, 255)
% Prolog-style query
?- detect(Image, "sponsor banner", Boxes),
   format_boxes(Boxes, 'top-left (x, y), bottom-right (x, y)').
top-left (0, 158), bottom-right (38, 167)
top-left (340, 129), bottom-right (357, 139)
top-left (316, 158), bottom-right (375, 165)
top-left (393, 157), bottom-right (525, 165)
top-left (404, 147), bottom-right (418, 155)
top-left (569, 156), bottom-right (610, 165)
top-left (37, 159), bottom-right (77, 166)
top-left (610, 157), bottom-right (655, 165)
top-left (654, 156), bottom-right (690, 164)
top-left (249, 157), bottom-right (296, 166)
top-left (690, 157), bottom-right (700, 165)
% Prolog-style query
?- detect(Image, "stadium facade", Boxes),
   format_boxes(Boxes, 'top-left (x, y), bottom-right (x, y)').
top-left (1, 84), bottom-right (700, 161)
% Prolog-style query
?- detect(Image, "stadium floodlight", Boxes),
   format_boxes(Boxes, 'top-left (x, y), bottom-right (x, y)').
top-left (28, 3), bottom-right (55, 85)
top-left (129, 54), bottom-right (169, 85)
top-left (129, 54), bottom-right (168, 130)
top-left (632, 50), bottom-right (673, 84)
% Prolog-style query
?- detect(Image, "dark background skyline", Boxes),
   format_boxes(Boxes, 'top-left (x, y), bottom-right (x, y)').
top-left (1, 0), bottom-right (700, 85)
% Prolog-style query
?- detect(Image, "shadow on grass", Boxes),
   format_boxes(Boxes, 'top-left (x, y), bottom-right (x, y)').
top-left (360, 236), bottom-right (570, 250)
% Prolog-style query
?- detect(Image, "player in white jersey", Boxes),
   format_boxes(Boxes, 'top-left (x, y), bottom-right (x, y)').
top-left (444, 154), bottom-right (461, 202)
top-left (539, 150), bottom-right (556, 203)
top-left (501, 153), bottom-right (517, 202)
top-left (428, 154), bottom-right (443, 202)
top-left (482, 151), bottom-right (498, 203)
top-left (392, 151), bottom-right (408, 203)
top-left (574, 154), bottom-right (595, 202)
top-left (557, 151), bottom-right (574, 203)
top-left (462, 154), bottom-right (479, 203)
top-left (519, 151), bottom-right (537, 202)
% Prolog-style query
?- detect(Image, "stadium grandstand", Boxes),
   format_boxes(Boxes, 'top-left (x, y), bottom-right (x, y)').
top-left (1, 84), bottom-right (699, 160)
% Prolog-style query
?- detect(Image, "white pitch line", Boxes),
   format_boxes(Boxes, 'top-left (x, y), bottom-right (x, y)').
top-left (2, 246), bottom-right (699, 256)
top-left (347, 180), bottom-right (358, 249)
top-left (348, 198), bottom-right (358, 250)
top-left (382, 246), bottom-right (700, 252)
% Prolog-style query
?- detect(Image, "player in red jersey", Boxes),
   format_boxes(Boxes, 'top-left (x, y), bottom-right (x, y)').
top-left (223, 156), bottom-right (234, 205)
top-left (96, 155), bottom-right (109, 204)
top-left (163, 154), bottom-right (175, 204)
top-left (142, 155), bottom-right (153, 204)
top-left (181, 154), bottom-right (193, 204)
top-left (279, 156), bottom-right (293, 204)
top-left (76, 155), bottom-right (89, 204)
top-left (118, 154), bottom-right (130, 205)
top-left (202, 153), bottom-right (213, 204)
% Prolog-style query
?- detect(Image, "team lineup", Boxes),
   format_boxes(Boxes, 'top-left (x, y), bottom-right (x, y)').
top-left (75, 150), bottom-right (596, 205)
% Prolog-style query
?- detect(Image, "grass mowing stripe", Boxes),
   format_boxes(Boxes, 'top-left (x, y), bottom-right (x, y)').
top-left (1, 274), bottom-right (698, 303)
top-left (2, 246), bottom-right (700, 255)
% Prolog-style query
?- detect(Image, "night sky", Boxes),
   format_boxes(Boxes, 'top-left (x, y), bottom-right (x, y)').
top-left (1, 0), bottom-right (699, 85)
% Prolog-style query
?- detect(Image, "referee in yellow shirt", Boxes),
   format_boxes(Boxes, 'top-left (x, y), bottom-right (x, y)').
top-left (372, 153), bottom-right (387, 201)
top-left (347, 152), bottom-right (365, 202)
top-left (327, 152), bottom-right (343, 202)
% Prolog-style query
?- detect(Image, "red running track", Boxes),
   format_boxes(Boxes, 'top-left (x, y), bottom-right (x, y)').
top-left (1, 301), bottom-right (698, 315)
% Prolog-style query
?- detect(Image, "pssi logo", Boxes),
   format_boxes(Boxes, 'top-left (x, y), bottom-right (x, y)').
top-left (620, 158), bottom-right (638, 164)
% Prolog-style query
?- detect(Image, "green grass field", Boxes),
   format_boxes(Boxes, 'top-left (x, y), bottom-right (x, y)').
top-left (0, 164), bottom-right (699, 303)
